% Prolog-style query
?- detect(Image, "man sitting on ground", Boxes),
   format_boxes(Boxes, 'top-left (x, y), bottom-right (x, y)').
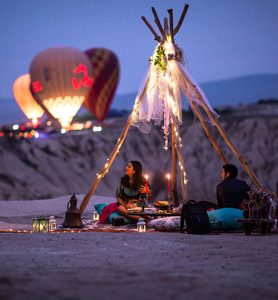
top-left (217, 164), bottom-right (251, 209)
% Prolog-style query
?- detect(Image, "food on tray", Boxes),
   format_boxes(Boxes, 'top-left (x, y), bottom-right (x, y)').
top-left (127, 207), bottom-right (142, 213)
top-left (154, 200), bottom-right (169, 210)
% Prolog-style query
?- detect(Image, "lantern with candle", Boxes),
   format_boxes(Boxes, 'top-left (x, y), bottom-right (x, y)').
top-left (32, 216), bottom-right (49, 233)
top-left (49, 216), bottom-right (57, 231)
top-left (137, 218), bottom-right (146, 232)
top-left (92, 210), bottom-right (100, 222)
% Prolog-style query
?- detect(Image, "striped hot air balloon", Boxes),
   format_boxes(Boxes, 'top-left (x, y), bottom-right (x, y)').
top-left (83, 48), bottom-right (120, 121)
top-left (30, 47), bottom-right (93, 129)
top-left (13, 74), bottom-right (44, 126)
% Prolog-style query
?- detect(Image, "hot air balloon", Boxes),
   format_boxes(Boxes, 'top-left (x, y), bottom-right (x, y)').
top-left (13, 74), bottom-right (44, 126)
top-left (83, 48), bottom-right (120, 122)
top-left (29, 47), bottom-right (93, 129)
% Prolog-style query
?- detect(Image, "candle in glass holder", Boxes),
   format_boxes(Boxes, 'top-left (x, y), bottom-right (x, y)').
top-left (137, 218), bottom-right (146, 232)
top-left (166, 173), bottom-right (171, 194)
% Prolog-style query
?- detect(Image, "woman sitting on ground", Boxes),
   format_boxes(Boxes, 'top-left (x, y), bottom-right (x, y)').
top-left (116, 161), bottom-right (151, 222)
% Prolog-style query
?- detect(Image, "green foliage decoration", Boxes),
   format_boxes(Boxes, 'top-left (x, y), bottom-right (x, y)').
top-left (153, 44), bottom-right (166, 71)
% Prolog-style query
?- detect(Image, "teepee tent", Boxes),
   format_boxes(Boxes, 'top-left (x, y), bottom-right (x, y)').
top-left (79, 3), bottom-right (262, 214)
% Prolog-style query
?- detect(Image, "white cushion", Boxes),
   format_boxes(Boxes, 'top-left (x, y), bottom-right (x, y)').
top-left (148, 216), bottom-right (181, 232)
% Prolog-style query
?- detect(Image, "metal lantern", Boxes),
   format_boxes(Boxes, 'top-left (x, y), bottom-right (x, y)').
top-left (92, 210), bottom-right (99, 222)
top-left (49, 216), bottom-right (57, 231)
top-left (32, 216), bottom-right (49, 233)
top-left (137, 218), bottom-right (146, 233)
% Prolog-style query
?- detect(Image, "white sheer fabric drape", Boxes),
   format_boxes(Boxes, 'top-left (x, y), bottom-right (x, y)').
top-left (131, 41), bottom-right (218, 150)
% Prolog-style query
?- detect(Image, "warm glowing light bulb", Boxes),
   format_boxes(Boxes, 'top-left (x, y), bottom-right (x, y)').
top-left (166, 173), bottom-right (171, 180)
top-left (32, 117), bottom-right (38, 127)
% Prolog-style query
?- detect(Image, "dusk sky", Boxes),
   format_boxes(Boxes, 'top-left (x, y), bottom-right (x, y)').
top-left (0, 0), bottom-right (277, 100)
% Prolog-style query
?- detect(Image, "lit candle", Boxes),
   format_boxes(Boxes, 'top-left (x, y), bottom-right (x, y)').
top-left (145, 174), bottom-right (149, 194)
top-left (166, 173), bottom-right (171, 194)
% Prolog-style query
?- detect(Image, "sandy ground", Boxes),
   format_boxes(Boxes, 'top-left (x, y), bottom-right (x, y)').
top-left (0, 195), bottom-right (278, 300)
top-left (0, 194), bottom-right (112, 230)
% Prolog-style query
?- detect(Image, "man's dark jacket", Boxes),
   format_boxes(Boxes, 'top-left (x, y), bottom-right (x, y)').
top-left (216, 177), bottom-right (251, 208)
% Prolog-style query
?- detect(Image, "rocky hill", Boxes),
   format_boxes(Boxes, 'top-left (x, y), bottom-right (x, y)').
top-left (0, 102), bottom-right (278, 202)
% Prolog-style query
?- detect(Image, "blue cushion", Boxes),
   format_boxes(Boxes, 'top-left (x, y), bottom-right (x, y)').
top-left (94, 203), bottom-right (107, 214)
top-left (207, 208), bottom-right (244, 231)
top-left (94, 203), bottom-right (130, 224)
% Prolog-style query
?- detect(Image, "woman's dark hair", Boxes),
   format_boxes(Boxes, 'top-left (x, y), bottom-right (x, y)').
top-left (223, 164), bottom-right (238, 178)
top-left (122, 161), bottom-right (144, 190)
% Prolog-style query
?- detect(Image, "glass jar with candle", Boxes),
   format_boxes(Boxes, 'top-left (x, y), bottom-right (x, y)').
top-left (137, 218), bottom-right (146, 232)
top-left (92, 210), bottom-right (100, 222)
top-left (49, 216), bottom-right (57, 231)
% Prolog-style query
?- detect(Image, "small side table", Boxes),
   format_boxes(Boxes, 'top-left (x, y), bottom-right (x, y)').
top-left (238, 219), bottom-right (274, 235)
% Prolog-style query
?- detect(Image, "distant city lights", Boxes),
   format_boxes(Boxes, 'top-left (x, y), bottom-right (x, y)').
top-left (0, 120), bottom-right (103, 140)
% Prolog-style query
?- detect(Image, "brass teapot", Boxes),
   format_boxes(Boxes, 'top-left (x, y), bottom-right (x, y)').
top-left (62, 194), bottom-right (84, 228)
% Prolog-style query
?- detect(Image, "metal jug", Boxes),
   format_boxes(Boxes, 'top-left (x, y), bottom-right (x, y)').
top-left (62, 194), bottom-right (84, 228)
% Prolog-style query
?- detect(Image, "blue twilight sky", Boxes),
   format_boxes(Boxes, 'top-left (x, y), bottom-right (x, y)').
top-left (0, 0), bottom-right (277, 100)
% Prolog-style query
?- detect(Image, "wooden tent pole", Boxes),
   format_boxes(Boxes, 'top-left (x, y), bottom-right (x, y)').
top-left (151, 7), bottom-right (167, 40)
top-left (181, 74), bottom-right (262, 189)
top-left (171, 123), bottom-right (178, 206)
top-left (79, 79), bottom-right (150, 214)
top-left (141, 16), bottom-right (161, 42)
top-left (190, 101), bottom-right (228, 165)
top-left (175, 143), bottom-right (189, 203)
top-left (167, 9), bottom-right (175, 43)
top-left (173, 4), bottom-right (189, 35)
top-left (170, 113), bottom-right (188, 203)
top-left (79, 115), bottom-right (133, 214)
top-left (164, 17), bottom-right (169, 36)
top-left (205, 108), bottom-right (262, 189)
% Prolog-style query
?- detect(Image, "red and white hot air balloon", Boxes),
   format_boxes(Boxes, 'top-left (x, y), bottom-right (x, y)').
top-left (83, 48), bottom-right (120, 122)
top-left (13, 74), bottom-right (44, 126)
top-left (30, 47), bottom-right (93, 129)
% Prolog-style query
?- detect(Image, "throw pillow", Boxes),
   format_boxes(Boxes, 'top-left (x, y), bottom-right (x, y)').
top-left (148, 216), bottom-right (181, 232)
top-left (207, 208), bottom-right (244, 231)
